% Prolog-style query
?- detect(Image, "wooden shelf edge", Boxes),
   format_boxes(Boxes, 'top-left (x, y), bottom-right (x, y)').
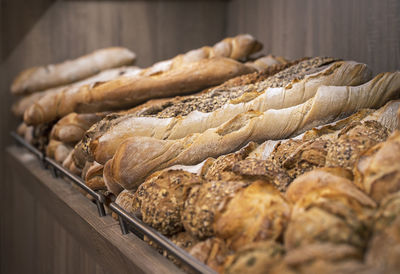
top-left (5, 145), bottom-right (183, 274)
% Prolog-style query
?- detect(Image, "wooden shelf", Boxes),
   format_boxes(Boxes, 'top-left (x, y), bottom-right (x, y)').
top-left (3, 145), bottom-right (183, 274)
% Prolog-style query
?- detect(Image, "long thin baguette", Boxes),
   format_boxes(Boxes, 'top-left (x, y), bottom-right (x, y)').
top-left (105, 71), bottom-right (400, 189)
top-left (12, 66), bottom-right (141, 117)
top-left (24, 57), bottom-right (255, 126)
top-left (24, 34), bottom-right (262, 125)
top-left (86, 59), bottom-right (371, 165)
top-left (11, 47), bottom-right (136, 95)
top-left (73, 56), bottom-right (293, 167)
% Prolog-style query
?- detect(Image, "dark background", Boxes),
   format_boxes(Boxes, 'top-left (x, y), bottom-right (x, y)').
top-left (1, 0), bottom-right (400, 273)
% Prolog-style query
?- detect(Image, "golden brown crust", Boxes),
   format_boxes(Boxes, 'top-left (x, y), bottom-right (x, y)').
top-left (115, 189), bottom-right (140, 215)
top-left (202, 142), bottom-right (258, 181)
top-left (232, 158), bottom-right (291, 192)
top-left (285, 169), bottom-right (376, 251)
top-left (354, 130), bottom-right (400, 202)
top-left (107, 64), bottom-right (388, 188)
top-left (283, 120), bottom-right (389, 179)
top-left (135, 170), bottom-right (202, 235)
top-left (84, 162), bottom-right (106, 191)
top-left (50, 112), bottom-right (109, 144)
top-left (182, 180), bottom-right (250, 239)
top-left (214, 181), bottom-right (291, 250)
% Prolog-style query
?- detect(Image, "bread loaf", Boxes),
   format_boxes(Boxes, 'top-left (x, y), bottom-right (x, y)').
top-left (84, 162), bottom-right (107, 191)
top-left (24, 34), bottom-right (262, 125)
top-left (12, 47), bottom-right (136, 95)
top-left (85, 58), bottom-right (371, 165)
top-left (213, 181), bottom-right (291, 251)
top-left (105, 72), bottom-right (400, 189)
top-left (284, 169), bottom-right (376, 251)
top-left (134, 170), bottom-right (202, 235)
top-left (75, 56), bottom-right (294, 166)
top-left (23, 66), bottom-right (142, 125)
top-left (46, 139), bottom-right (73, 164)
top-left (12, 66), bottom-right (140, 118)
top-left (354, 130), bottom-right (400, 202)
top-left (50, 112), bottom-right (109, 144)
top-left (24, 57), bottom-right (254, 126)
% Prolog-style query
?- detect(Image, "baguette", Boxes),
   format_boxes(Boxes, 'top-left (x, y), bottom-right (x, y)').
top-left (24, 34), bottom-right (262, 125)
top-left (24, 57), bottom-right (255, 125)
top-left (50, 112), bottom-right (109, 144)
top-left (23, 66), bottom-right (142, 125)
top-left (248, 100), bottom-right (400, 161)
top-left (12, 66), bottom-right (141, 117)
top-left (105, 71), bottom-right (400, 189)
top-left (84, 58), bottom-right (371, 165)
top-left (74, 56), bottom-right (295, 166)
top-left (11, 47), bottom-right (136, 95)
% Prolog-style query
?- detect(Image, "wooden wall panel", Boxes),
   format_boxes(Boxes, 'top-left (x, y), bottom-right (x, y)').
top-left (228, 0), bottom-right (400, 74)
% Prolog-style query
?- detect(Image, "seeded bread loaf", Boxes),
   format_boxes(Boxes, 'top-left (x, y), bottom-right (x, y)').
top-left (12, 47), bottom-right (136, 95)
top-left (105, 72), bottom-right (400, 189)
top-left (83, 58), bottom-right (371, 166)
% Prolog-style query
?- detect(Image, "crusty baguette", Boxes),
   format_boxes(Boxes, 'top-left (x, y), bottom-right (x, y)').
top-left (248, 100), bottom-right (400, 160)
top-left (23, 66), bottom-right (142, 125)
top-left (139, 34), bottom-right (262, 77)
top-left (24, 57), bottom-right (255, 125)
top-left (105, 71), bottom-right (400, 189)
top-left (85, 59), bottom-right (371, 165)
top-left (24, 34), bottom-right (262, 125)
top-left (12, 66), bottom-right (141, 117)
top-left (74, 56), bottom-right (296, 167)
top-left (50, 112), bottom-right (109, 144)
top-left (161, 101), bottom-right (399, 181)
top-left (11, 47), bottom-right (136, 95)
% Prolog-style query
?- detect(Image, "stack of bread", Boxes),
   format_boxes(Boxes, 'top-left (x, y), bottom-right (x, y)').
top-left (10, 34), bottom-right (400, 273)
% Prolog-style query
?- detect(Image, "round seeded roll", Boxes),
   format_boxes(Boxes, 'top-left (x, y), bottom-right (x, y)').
top-left (182, 180), bottom-right (250, 239)
top-left (136, 170), bottom-right (202, 235)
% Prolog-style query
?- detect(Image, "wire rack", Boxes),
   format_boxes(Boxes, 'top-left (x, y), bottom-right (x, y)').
top-left (11, 132), bottom-right (215, 274)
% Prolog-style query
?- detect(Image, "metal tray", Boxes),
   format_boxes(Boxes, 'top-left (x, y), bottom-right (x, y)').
top-left (11, 132), bottom-right (215, 274)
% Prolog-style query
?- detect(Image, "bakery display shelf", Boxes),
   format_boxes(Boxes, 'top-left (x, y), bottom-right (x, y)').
top-left (10, 131), bottom-right (216, 274)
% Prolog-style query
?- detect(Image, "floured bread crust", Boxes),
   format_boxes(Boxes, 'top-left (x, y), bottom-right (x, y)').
top-left (12, 47), bottom-right (136, 95)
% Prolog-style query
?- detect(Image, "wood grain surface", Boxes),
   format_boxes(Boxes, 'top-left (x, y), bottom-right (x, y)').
top-left (2, 146), bottom-right (184, 274)
top-left (227, 0), bottom-right (400, 74)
